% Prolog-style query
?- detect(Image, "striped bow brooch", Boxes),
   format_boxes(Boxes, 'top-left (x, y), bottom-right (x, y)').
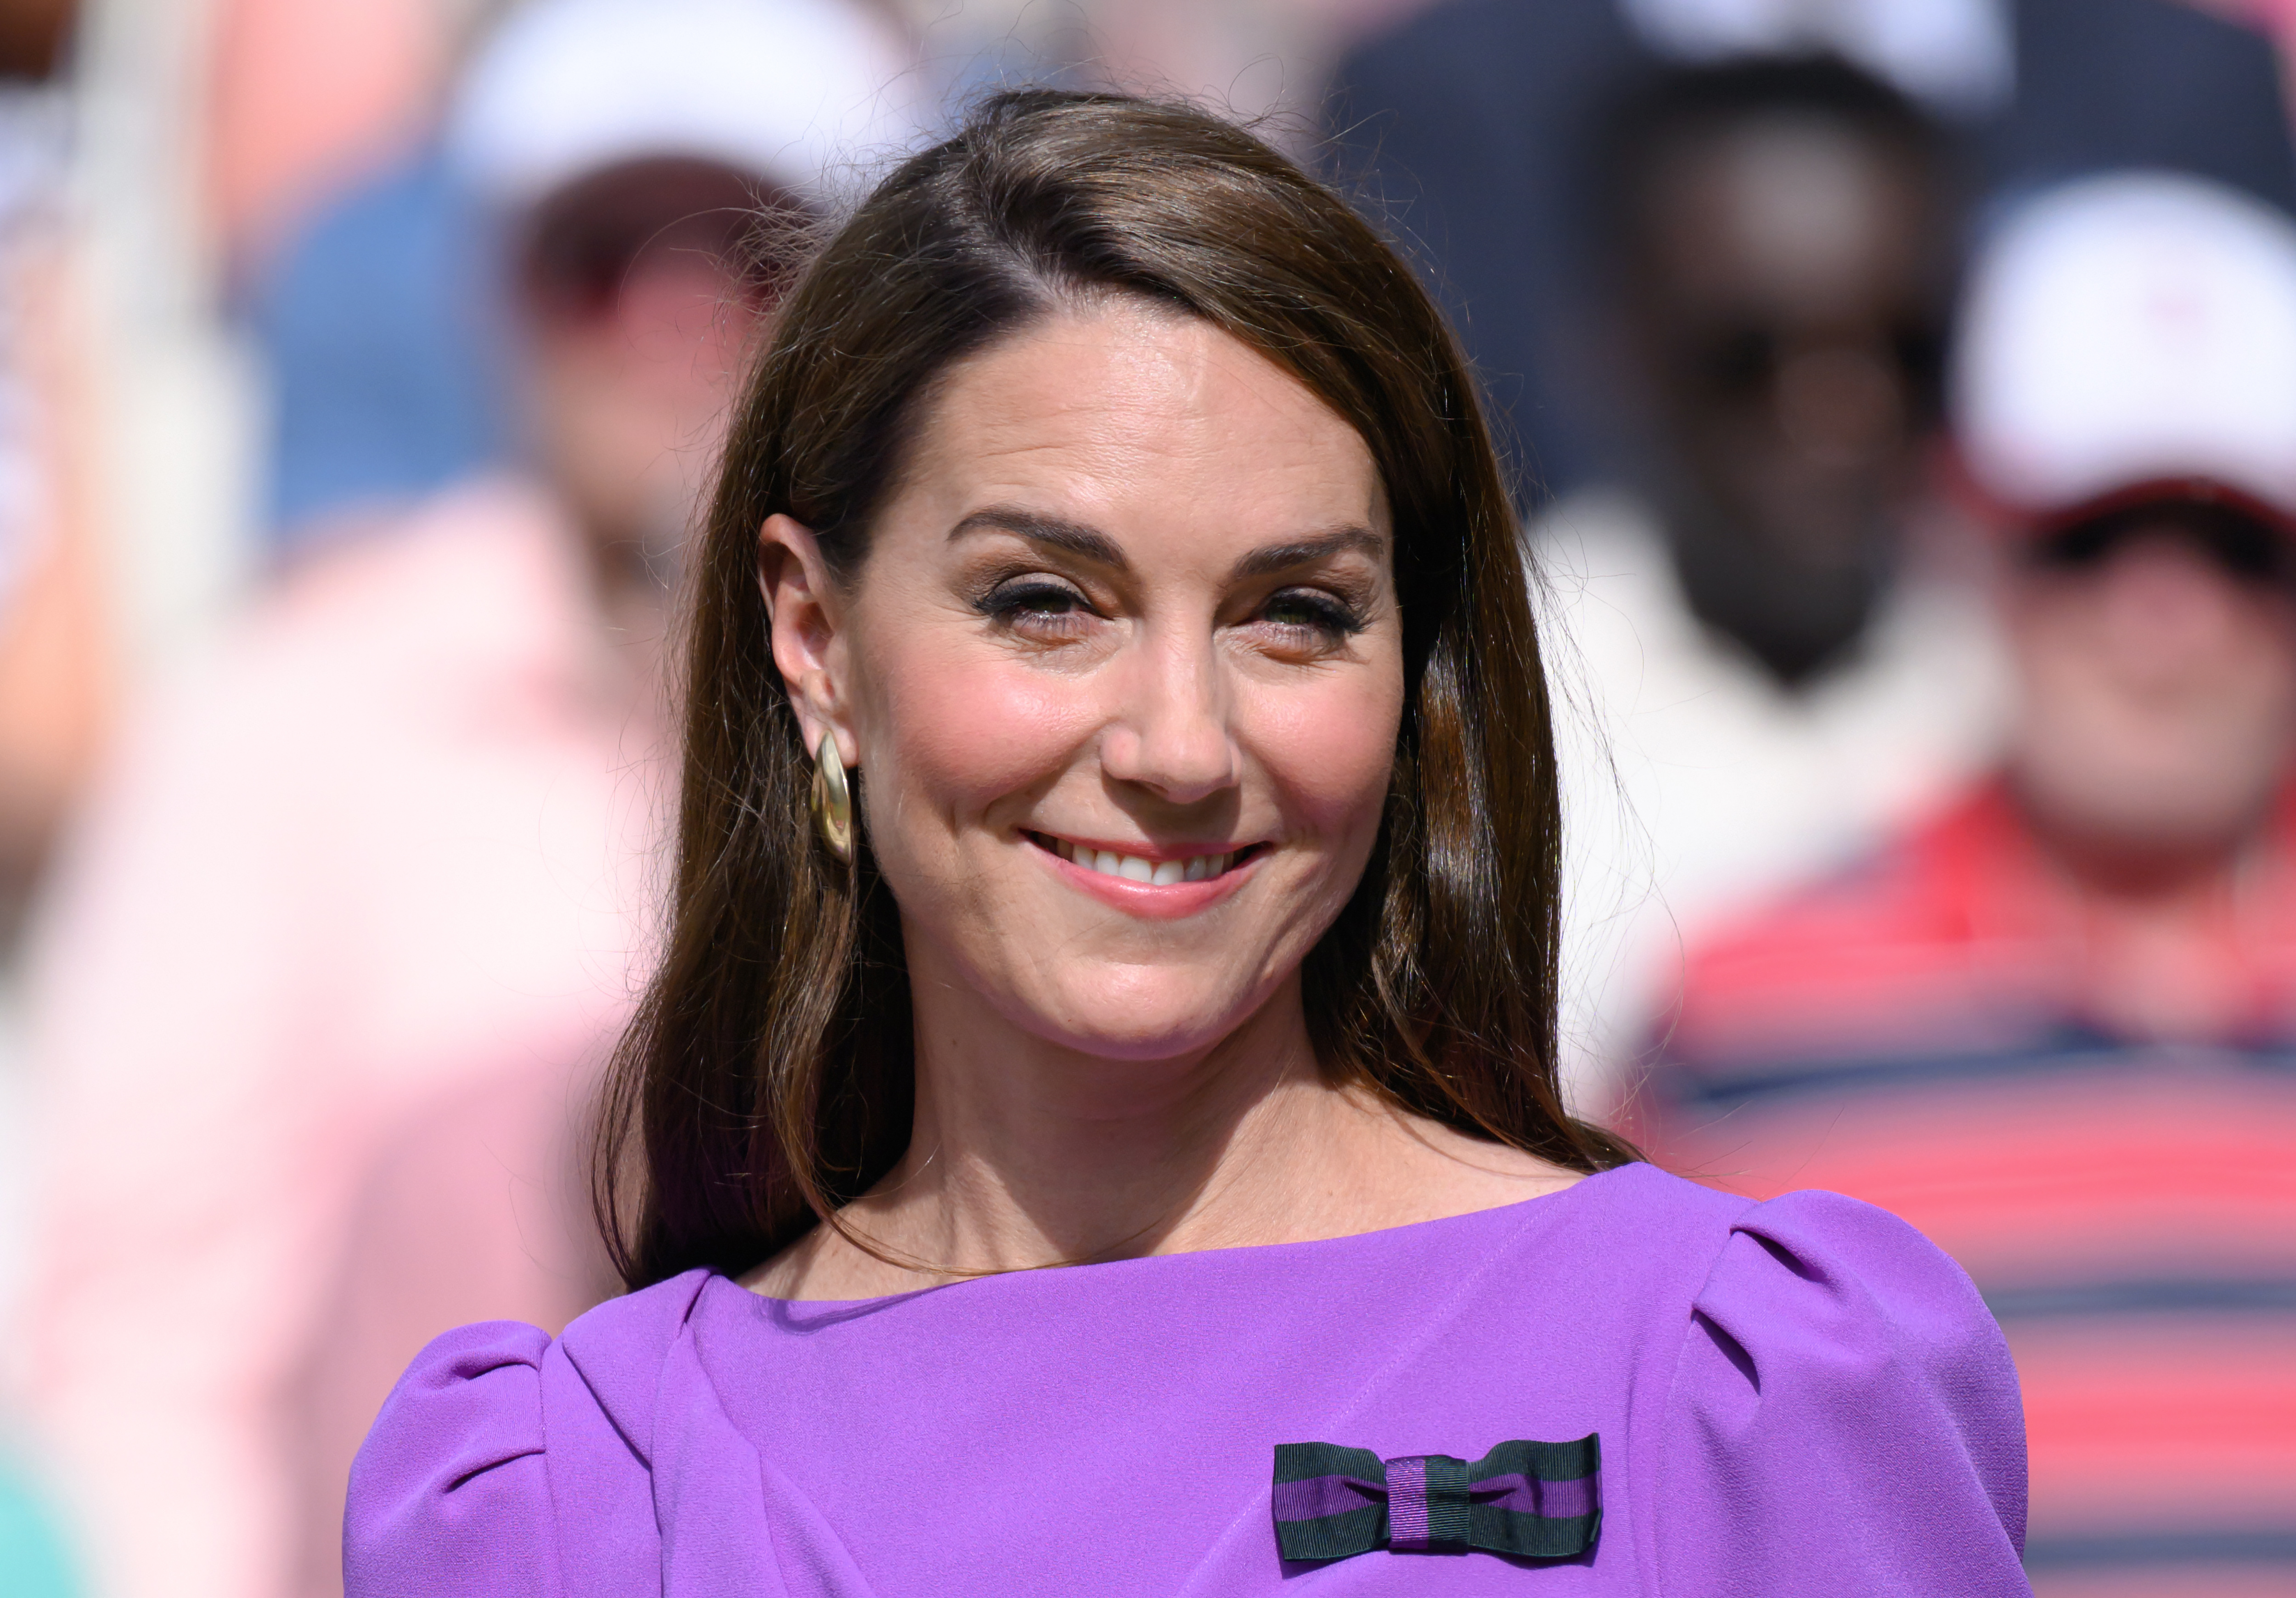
top-left (1271, 1436), bottom-right (1601, 1562)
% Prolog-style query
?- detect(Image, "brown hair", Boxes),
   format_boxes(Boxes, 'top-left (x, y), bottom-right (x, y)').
top-left (596, 89), bottom-right (1636, 1290)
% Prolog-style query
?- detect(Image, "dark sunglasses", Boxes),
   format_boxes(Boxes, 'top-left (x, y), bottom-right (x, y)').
top-left (1676, 321), bottom-right (1947, 415)
top-left (520, 157), bottom-right (811, 324)
top-left (2030, 501), bottom-right (2296, 587)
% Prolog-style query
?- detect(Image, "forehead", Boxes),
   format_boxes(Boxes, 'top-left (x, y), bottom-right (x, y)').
top-left (890, 301), bottom-right (1388, 547)
top-left (1638, 115), bottom-right (1938, 321)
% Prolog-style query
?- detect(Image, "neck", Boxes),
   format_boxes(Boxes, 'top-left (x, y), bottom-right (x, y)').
top-left (2021, 803), bottom-right (2261, 1039)
top-left (2016, 788), bottom-right (2254, 905)
top-left (2043, 832), bottom-right (2240, 906)
top-left (570, 511), bottom-right (673, 706)
top-left (890, 975), bottom-right (1332, 1268)
top-left (752, 945), bottom-right (1582, 1299)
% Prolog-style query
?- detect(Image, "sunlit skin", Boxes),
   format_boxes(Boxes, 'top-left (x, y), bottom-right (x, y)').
top-left (747, 301), bottom-right (1576, 1300)
top-left (2007, 525), bottom-right (2296, 1036)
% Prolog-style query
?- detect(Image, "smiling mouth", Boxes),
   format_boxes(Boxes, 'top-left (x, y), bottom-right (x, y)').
top-left (1025, 832), bottom-right (1261, 886)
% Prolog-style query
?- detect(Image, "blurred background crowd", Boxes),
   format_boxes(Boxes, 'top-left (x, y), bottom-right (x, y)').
top-left (0, 0), bottom-right (2290, 1595)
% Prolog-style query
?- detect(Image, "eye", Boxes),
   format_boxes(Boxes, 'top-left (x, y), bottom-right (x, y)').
top-left (1256, 587), bottom-right (1366, 641)
top-left (975, 575), bottom-right (1097, 638)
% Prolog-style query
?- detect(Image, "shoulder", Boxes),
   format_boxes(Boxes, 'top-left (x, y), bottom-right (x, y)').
top-left (1653, 1187), bottom-right (2029, 1594)
top-left (345, 1271), bottom-right (716, 1598)
top-left (345, 1320), bottom-right (559, 1598)
top-left (1682, 801), bottom-right (1976, 988)
top-left (1519, 1165), bottom-right (2022, 1432)
top-left (1531, 490), bottom-right (1672, 635)
top-left (1661, 787), bottom-right (2019, 1064)
top-left (1563, 1159), bottom-right (1750, 1237)
top-left (1689, 1187), bottom-right (2018, 1398)
top-left (1597, 1174), bottom-right (2020, 1427)
top-left (265, 476), bottom-right (578, 675)
top-left (97, 478), bottom-right (574, 800)
top-left (1552, 1169), bottom-right (2028, 1588)
top-left (548, 1266), bottom-right (723, 1457)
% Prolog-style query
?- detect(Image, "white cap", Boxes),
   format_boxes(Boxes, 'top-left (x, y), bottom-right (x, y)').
top-left (445, 0), bottom-right (923, 212)
top-left (1953, 171), bottom-right (2296, 526)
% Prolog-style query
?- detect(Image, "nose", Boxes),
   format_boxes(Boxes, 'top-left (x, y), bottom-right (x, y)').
top-left (1097, 625), bottom-right (1241, 805)
top-left (1773, 340), bottom-right (1905, 467)
top-left (2098, 536), bottom-right (2248, 660)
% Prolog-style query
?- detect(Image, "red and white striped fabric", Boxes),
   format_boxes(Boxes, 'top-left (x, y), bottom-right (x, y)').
top-left (1631, 778), bottom-right (2296, 1597)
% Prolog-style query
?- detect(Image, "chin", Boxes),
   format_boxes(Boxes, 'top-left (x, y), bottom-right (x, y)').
top-left (2018, 720), bottom-right (2288, 857)
top-left (1006, 962), bottom-right (1279, 1063)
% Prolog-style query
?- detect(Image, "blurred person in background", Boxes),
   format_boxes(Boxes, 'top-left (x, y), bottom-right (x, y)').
top-left (244, 0), bottom-right (944, 554)
top-left (16, 5), bottom-right (914, 1598)
top-left (1635, 172), bottom-right (2296, 1597)
top-left (203, 0), bottom-right (480, 281)
top-left (247, 124), bottom-right (511, 547)
top-left (235, 0), bottom-right (546, 552)
top-left (1542, 56), bottom-right (2005, 1098)
top-left (1325, 0), bottom-right (2296, 501)
top-left (242, 0), bottom-right (1407, 556)
top-left (1331, 2), bottom-right (2296, 1109)
top-left (0, 0), bottom-right (103, 948)
top-left (0, 2), bottom-right (96, 1595)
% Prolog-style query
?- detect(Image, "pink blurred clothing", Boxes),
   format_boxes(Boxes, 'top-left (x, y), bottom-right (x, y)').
top-left (287, 1055), bottom-right (615, 1598)
top-left (17, 477), bottom-right (665, 1598)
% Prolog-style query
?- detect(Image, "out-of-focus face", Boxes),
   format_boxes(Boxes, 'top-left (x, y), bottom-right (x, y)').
top-left (771, 300), bottom-right (1404, 1060)
top-left (1635, 116), bottom-right (1941, 553)
top-left (528, 261), bottom-right (756, 554)
top-left (520, 158), bottom-right (773, 560)
top-left (2009, 516), bottom-right (2296, 870)
top-left (1626, 113), bottom-right (1946, 673)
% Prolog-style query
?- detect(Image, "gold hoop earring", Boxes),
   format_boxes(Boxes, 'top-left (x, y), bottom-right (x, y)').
top-left (810, 731), bottom-right (854, 863)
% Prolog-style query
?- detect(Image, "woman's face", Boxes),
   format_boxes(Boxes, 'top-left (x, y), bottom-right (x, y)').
top-left (765, 300), bottom-right (1403, 1060)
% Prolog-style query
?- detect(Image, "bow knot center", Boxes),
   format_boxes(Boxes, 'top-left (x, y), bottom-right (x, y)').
top-left (1383, 1453), bottom-right (1472, 1553)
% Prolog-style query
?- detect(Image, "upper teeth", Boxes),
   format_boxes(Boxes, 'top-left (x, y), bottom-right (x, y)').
top-left (1054, 839), bottom-right (1234, 884)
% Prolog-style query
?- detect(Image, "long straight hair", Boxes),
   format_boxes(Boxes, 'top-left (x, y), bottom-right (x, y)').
top-left (596, 90), bottom-right (1636, 1289)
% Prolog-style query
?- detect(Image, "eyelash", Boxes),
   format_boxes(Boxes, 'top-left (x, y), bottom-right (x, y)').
top-left (976, 579), bottom-right (1090, 626)
top-left (974, 579), bottom-right (1367, 644)
top-left (1259, 588), bottom-right (1367, 639)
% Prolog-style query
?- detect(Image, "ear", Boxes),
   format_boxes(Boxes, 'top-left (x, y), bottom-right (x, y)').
top-left (759, 513), bottom-right (858, 767)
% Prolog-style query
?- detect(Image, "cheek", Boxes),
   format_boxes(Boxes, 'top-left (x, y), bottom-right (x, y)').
top-left (855, 630), bottom-right (1097, 824)
top-left (2224, 598), bottom-right (2296, 684)
top-left (1245, 664), bottom-right (1404, 848)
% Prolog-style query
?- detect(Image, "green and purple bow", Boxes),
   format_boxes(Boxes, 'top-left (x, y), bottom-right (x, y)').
top-left (1271, 1436), bottom-right (1601, 1562)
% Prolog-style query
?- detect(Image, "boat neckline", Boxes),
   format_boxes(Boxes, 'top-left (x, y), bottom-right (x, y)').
top-left (729, 1159), bottom-right (1644, 1309)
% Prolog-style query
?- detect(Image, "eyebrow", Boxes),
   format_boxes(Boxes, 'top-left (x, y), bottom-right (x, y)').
top-left (949, 508), bottom-right (1129, 569)
top-left (949, 506), bottom-right (1387, 581)
top-left (1227, 527), bottom-right (1387, 580)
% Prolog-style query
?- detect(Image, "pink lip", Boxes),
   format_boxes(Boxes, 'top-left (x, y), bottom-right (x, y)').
top-left (1025, 833), bottom-right (1263, 920)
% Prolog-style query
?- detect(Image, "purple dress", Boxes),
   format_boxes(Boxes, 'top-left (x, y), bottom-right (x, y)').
top-left (345, 1163), bottom-right (2030, 1595)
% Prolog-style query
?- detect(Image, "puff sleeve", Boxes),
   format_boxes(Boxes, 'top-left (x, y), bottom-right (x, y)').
top-left (345, 1322), bottom-right (562, 1598)
top-left (1656, 1190), bottom-right (2030, 1596)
